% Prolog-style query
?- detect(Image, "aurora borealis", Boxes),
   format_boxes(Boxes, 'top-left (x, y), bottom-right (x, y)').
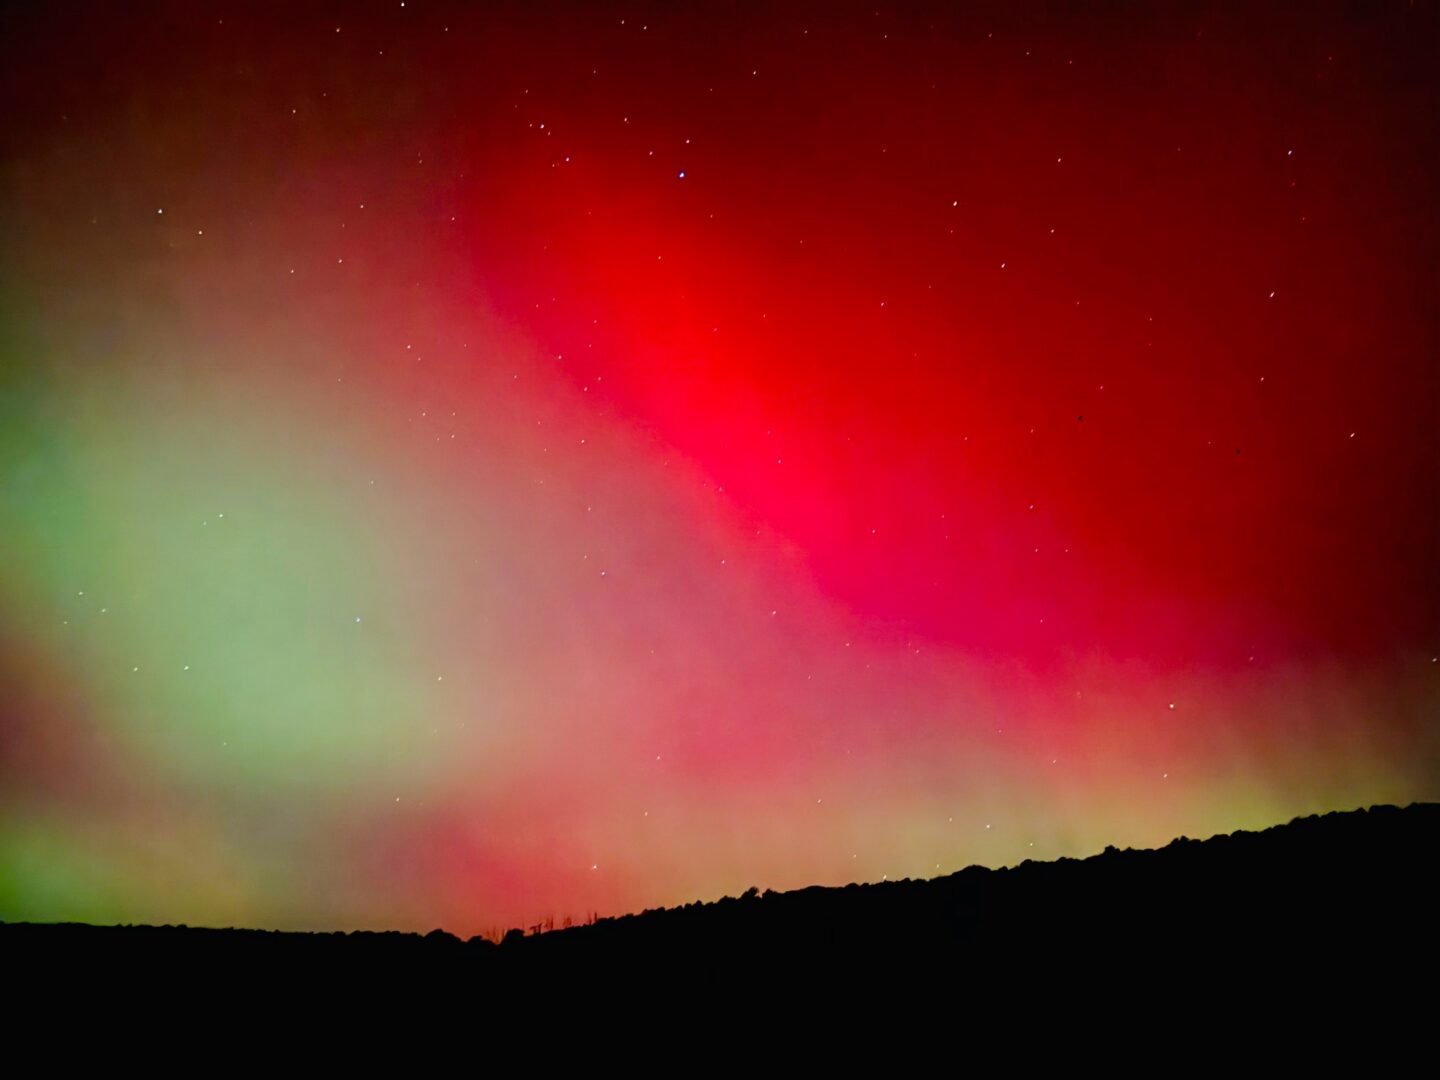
top-left (1, 2), bottom-right (1437, 938)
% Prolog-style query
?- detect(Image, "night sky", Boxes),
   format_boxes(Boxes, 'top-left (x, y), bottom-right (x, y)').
top-left (2, 2), bottom-right (1437, 937)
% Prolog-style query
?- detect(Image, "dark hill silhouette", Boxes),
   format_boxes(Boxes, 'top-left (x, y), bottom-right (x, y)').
top-left (5, 804), bottom-right (1437, 988)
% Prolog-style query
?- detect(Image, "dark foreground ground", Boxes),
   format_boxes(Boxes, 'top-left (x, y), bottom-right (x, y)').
top-left (5, 803), bottom-right (1437, 996)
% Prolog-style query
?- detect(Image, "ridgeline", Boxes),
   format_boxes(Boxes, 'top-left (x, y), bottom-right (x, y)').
top-left (5, 804), bottom-right (1436, 983)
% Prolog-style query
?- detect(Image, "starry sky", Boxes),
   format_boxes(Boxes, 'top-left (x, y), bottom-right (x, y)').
top-left (1, 1), bottom-right (1437, 937)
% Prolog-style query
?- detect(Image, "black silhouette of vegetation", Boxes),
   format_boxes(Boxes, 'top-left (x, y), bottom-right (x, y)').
top-left (4, 804), bottom-right (1436, 984)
